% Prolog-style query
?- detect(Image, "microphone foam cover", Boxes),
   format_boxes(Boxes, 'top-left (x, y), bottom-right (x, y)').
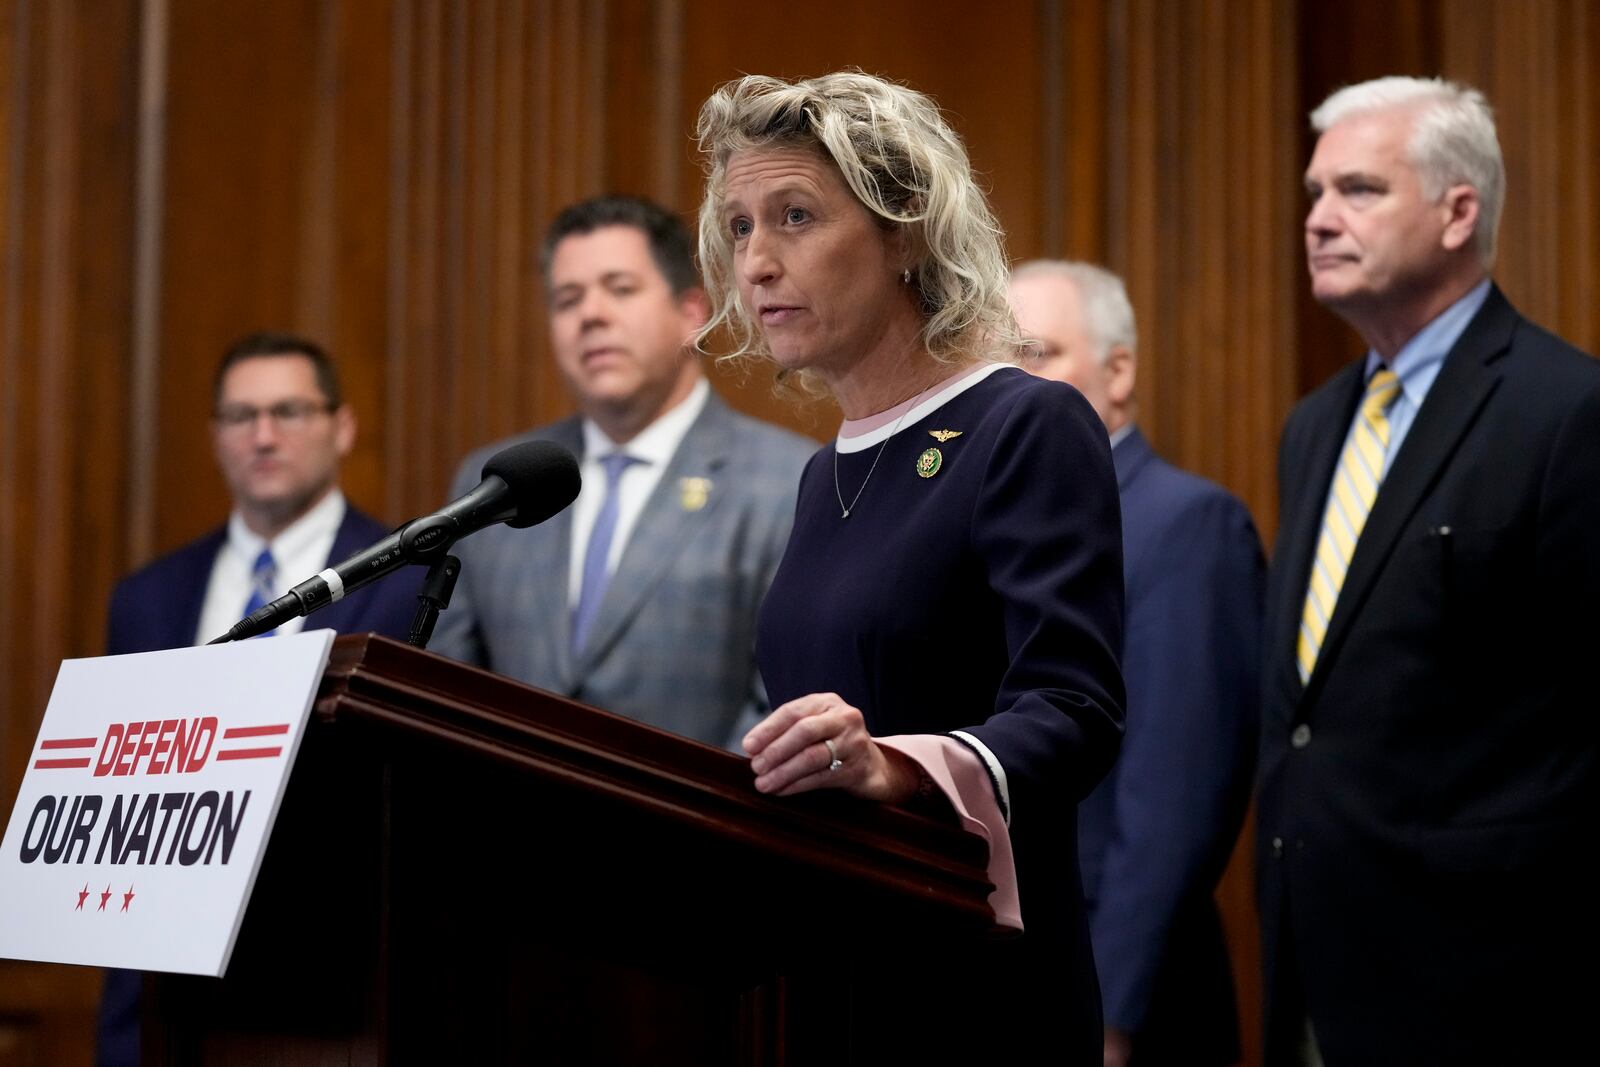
top-left (481, 440), bottom-right (582, 528)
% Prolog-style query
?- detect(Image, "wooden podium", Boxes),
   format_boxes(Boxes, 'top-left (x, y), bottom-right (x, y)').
top-left (147, 634), bottom-right (995, 1065)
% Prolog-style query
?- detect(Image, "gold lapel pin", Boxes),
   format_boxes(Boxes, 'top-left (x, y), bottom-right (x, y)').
top-left (679, 476), bottom-right (713, 512)
top-left (929, 429), bottom-right (962, 442)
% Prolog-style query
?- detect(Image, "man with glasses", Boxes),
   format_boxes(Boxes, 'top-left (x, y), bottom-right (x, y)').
top-left (105, 331), bottom-right (416, 650)
top-left (96, 331), bottom-right (414, 1066)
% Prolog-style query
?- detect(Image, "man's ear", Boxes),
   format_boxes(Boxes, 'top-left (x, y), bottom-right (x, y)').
top-left (1440, 183), bottom-right (1481, 253)
top-left (678, 286), bottom-right (712, 337)
top-left (333, 404), bottom-right (358, 459)
top-left (1104, 344), bottom-right (1137, 408)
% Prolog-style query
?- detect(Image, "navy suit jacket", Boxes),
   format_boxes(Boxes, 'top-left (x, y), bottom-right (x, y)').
top-left (105, 503), bottom-right (418, 654)
top-left (96, 501), bottom-right (416, 1067)
top-left (1078, 428), bottom-right (1260, 1065)
top-left (1258, 287), bottom-right (1600, 1065)
top-left (758, 369), bottom-right (1126, 1061)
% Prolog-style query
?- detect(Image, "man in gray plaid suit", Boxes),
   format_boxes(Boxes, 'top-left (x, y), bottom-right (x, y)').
top-left (430, 196), bottom-right (814, 749)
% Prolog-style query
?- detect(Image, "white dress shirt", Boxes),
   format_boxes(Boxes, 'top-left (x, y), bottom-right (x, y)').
top-left (194, 489), bottom-right (348, 644)
top-left (567, 378), bottom-right (710, 606)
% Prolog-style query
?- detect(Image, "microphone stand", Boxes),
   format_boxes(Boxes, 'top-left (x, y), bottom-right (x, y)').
top-left (407, 554), bottom-right (461, 649)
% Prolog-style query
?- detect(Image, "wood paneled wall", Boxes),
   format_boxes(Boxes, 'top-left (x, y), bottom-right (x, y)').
top-left (2, 2), bottom-right (1596, 1062)
top-left (1441, 0), bottom-right (1600, 347)
top-left (2, 5), bottom-right (142, 1061)
top-left (1115, 0), bottom-right (1300, 536)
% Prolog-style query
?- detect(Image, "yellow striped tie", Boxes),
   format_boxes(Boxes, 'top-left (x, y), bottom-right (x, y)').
top-left (1297, 368), bottom-right (1401, 682)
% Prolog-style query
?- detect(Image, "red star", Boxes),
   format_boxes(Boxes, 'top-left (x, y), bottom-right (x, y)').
top-left (121, 886), bottom-right (135, 912)
top-left (76, 884), bottom-right (90, 910)
top-left (98, 885), bottom-right (112, 911)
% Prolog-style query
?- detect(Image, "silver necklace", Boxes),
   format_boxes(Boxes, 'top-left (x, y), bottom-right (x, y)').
top-left (833, 389), bottom-right (923, 518)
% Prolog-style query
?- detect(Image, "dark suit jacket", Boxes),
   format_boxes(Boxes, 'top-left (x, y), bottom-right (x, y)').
top-left (1078, 429), bottom-right (1260, 1066)
top-left (430, 393), bottom-right (813, 749)
top-left (105, 503), bottom-right (419, 653)
top-left (96, 501), bottom-right (417, 1067)
top-left (1258, 286), bottom-right (1600, 1066)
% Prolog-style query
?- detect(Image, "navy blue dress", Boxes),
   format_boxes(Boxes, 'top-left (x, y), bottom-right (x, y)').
top-left (757, 366), bottom-right (1126, 1059)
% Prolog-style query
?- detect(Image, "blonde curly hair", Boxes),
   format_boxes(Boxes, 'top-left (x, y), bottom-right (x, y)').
top-left (694, 70), bottom-right (1020, 381)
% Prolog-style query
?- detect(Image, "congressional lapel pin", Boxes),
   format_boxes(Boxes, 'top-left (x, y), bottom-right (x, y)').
top-left (679, 476), bottom-right (713, 512)
top-left (917, 429), bottom-right (959, 478)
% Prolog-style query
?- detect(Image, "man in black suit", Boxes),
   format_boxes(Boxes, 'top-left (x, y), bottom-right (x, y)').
top-left (97, 332), bottom-right (416, 1066)
top-left (1258, 75), bottom-right (1600, 1066)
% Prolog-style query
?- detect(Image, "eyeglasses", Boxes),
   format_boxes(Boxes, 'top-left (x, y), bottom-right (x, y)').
top-left (213, 400), bottom-right (336, 433)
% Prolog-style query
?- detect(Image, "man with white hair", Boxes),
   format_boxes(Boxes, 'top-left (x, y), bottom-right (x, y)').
top-left (1010, 261), bottom-right (1263, 1067)
top-left (1258, 76), bottom-right (1600, 1065)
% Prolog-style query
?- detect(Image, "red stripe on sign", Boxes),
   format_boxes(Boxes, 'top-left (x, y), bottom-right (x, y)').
top-left (34, 757), bottom-right (92, 769)
top-left (215, 747), bottom-right (283, 760)
top-left (222, 724), bottom-right (290, 739)
top-left (40, 737), bottom-right (97, 749)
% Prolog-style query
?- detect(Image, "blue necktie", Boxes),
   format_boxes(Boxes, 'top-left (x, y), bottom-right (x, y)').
top-left (242, 547), bottom-right (279, 638)
top-left (572, 453), bottom-right (642, 653)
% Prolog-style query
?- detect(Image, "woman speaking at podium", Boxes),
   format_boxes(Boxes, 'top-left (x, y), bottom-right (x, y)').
top-left (694, 70), bottom-right (1126, 1060)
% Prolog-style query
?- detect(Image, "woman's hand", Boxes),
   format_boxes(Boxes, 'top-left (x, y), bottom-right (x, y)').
top-left (743, 692), bottom-right (922, 804)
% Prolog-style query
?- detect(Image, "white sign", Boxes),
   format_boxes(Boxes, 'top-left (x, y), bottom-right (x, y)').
top-left (0, 630), bottom-right (335, 977)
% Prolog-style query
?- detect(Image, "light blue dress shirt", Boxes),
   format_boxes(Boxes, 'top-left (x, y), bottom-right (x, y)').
top-left (1354, 278), bottom-right (1492, 476)
top-left (1310, 279), bottom-right (1490, 576)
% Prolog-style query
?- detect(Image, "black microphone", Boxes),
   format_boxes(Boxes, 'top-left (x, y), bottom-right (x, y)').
top-left (208, 439), bottom-right (580, 643)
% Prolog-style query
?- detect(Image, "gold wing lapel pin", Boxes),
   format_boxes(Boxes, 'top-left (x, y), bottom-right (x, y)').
top-left (918, 430), bottom-right (961, 478)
